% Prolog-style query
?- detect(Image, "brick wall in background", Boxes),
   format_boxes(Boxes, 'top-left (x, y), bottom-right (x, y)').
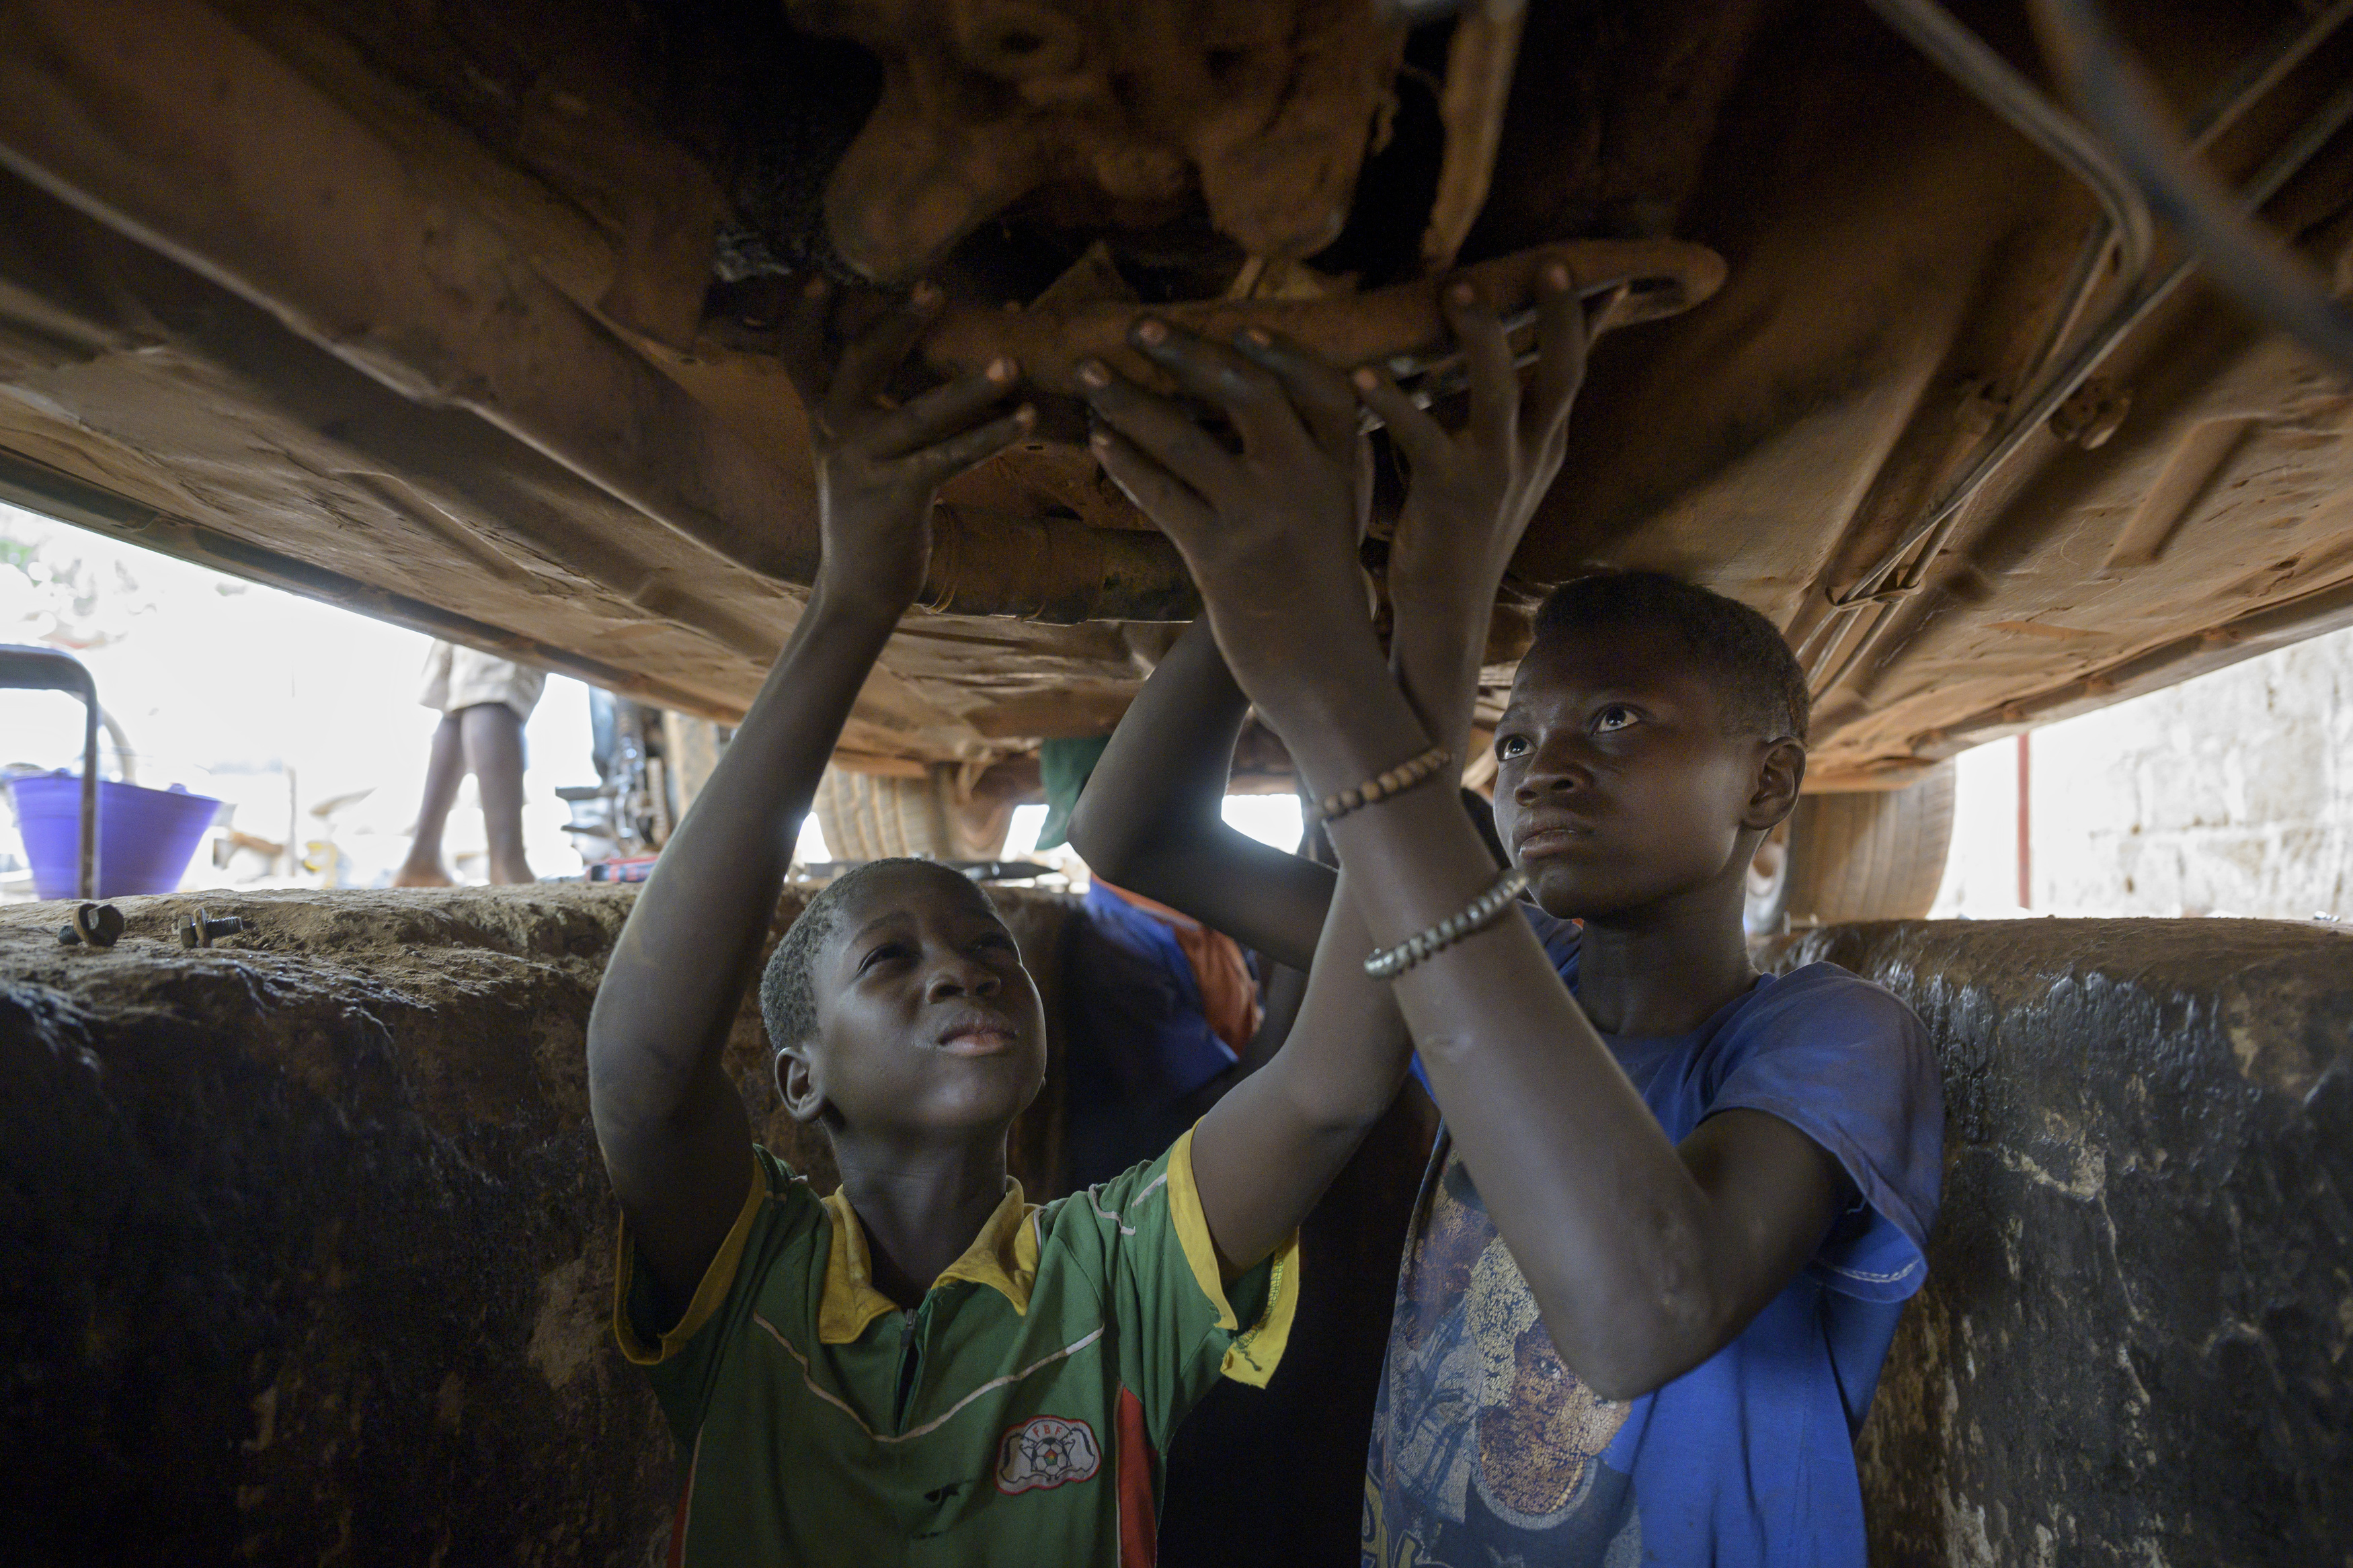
top-left (1932, 622), bottom-right (2353, 921)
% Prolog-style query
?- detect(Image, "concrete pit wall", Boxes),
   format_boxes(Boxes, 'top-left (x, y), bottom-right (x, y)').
top-left (1, 889), bottom-right (2348, 1565)
top-left (0, 884), bottom-right (1077, 1568)
top-left (1760, 919), bottom-right (2352, 1567)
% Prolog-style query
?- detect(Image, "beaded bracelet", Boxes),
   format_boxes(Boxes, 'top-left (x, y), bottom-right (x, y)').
top-left (1312, 745), bottom-right (1452, 826)
top-left (1363, 867), bottom-right (1531, 980)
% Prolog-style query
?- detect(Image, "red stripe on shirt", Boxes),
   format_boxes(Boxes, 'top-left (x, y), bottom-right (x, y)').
top-left (1117, 1385), bottom-right (1156, 1568)
top-left (668, 1428), bottom-right (701, 1568)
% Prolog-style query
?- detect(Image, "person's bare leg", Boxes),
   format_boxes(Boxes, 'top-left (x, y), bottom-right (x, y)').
top-left (393, 713), bottom-right (464, 887)
top-left (462, 702), bottom-right (534, 884)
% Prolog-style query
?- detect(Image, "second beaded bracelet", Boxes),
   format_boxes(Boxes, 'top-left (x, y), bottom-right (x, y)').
top-left (1363, 867), bottom-right (1531, 980)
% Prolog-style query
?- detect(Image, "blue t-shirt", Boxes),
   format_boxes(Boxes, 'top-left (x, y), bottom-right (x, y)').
top-left (1074, 880), bottom-right (1241, 1098)
top-left (1062, 881), bottom-right (1245, 1186)
top-left (1365, 911), bottom-right (1942, 1568)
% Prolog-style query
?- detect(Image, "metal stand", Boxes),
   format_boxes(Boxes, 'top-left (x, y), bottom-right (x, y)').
top-left (0, 643), bottom-right (101, 899)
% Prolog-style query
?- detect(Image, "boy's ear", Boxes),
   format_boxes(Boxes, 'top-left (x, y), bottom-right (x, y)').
top-left (775, 1044), bottom-right (828, 1124)
top-left (1745, 736), bottom-right (1807, 831)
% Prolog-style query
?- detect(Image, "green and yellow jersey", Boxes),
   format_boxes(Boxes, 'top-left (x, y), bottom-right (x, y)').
top-left (613, 1126), bottom-right (1299, 1567)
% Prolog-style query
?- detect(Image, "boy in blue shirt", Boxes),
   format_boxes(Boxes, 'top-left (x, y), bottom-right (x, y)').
top-left (1068, 274), bottom-right (1943, 1567)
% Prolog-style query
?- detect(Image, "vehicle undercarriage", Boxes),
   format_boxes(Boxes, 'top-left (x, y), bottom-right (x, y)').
top-left (1, 0), bottom-right (2350, 875)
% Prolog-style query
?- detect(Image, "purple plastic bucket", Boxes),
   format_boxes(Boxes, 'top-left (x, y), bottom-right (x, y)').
top-left (9, 773), bottom-right (223, 899)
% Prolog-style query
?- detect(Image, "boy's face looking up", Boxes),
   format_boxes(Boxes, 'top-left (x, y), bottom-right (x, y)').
top-left (1491, 622), bottom-right (1804, 923)
top-left (778, 863), bottom-right (1047, 1141)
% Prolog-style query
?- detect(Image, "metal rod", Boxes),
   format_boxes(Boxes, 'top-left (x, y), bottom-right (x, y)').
top-left (2016, 732), bottom-right (2032, 909)
top-left (1894, 75), bottom-right (2353, 591)
top-left (2032, 0), bottom-right (2353, 380)
top-left (0, 643), bottom-right (101, 897)
top-left (77, 688), bottom-right (93, 899)
top-left (1826, 87), bottom-right (2353, 690)
top-left (2183, 0), bottom-right (2353, 154)
top-left (2020, 219), bottom-right (2118, 386)
top-left (1810, 75), bottom-right (2353, 693)
top-left (1864, 0), bottom-right (2154, 279)
top-left (2025, 4), bottom-right (2353, 382)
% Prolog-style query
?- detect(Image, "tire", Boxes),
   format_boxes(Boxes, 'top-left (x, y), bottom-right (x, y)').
top-left (811, 766), bottom-right (1012, 863)
top-left (1745, 760), bottom-right (1956, 936)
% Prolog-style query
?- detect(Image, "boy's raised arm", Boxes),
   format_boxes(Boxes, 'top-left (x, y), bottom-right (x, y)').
top-left (1070, 278), bottom-right (1599, 971)
top-left (1086, 265), bottom-right (1849, 1400)
top-left (588, 280), bottom-right (1032, 1315)
top-left (1085, 294), bottom-right (1595, 1274)
top-left (1067, 618), bottom-right (1334, 970)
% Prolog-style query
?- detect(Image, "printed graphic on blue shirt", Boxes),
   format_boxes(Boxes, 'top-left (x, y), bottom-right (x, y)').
top-left (1370, 923), bottom-right (1944, 1568)
top-left (1367, 1149), bottom-right (1642, 1568)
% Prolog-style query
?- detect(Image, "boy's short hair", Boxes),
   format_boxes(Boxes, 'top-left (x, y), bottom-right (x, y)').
top-left (760, 857), bottom-right (1000, 1054)
top-left (1531, 571), bottom-right (1810, 743)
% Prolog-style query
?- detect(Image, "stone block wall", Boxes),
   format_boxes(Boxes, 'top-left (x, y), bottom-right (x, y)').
top-left (1943, 621), bottom-right (2353, 918)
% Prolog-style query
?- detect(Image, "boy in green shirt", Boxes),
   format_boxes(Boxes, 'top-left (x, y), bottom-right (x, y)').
top-left (585, 272), bottom-right (1566, 1565)
top-left (614, 1042), bottom-right (1290, 1564)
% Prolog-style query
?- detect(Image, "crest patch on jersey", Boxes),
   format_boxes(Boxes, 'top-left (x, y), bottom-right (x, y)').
top-left (995, 1415), bottom-right (1102, 1494)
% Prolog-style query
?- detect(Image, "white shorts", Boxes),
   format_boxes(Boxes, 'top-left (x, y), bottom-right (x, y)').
top-left (419, 641), bottom-right (546, 722)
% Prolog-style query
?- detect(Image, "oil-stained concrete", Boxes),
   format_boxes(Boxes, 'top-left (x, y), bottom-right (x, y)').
top-left (0, 883), bottom-right (1076, 1568)
top-left (5, 895), bottom-right (2348, 1565)
top-left (1761, 918), bottom-right (2353, 1568)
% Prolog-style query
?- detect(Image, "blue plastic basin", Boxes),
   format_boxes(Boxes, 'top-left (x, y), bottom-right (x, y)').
top-left (9, 772), bottom-right (223, 899)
